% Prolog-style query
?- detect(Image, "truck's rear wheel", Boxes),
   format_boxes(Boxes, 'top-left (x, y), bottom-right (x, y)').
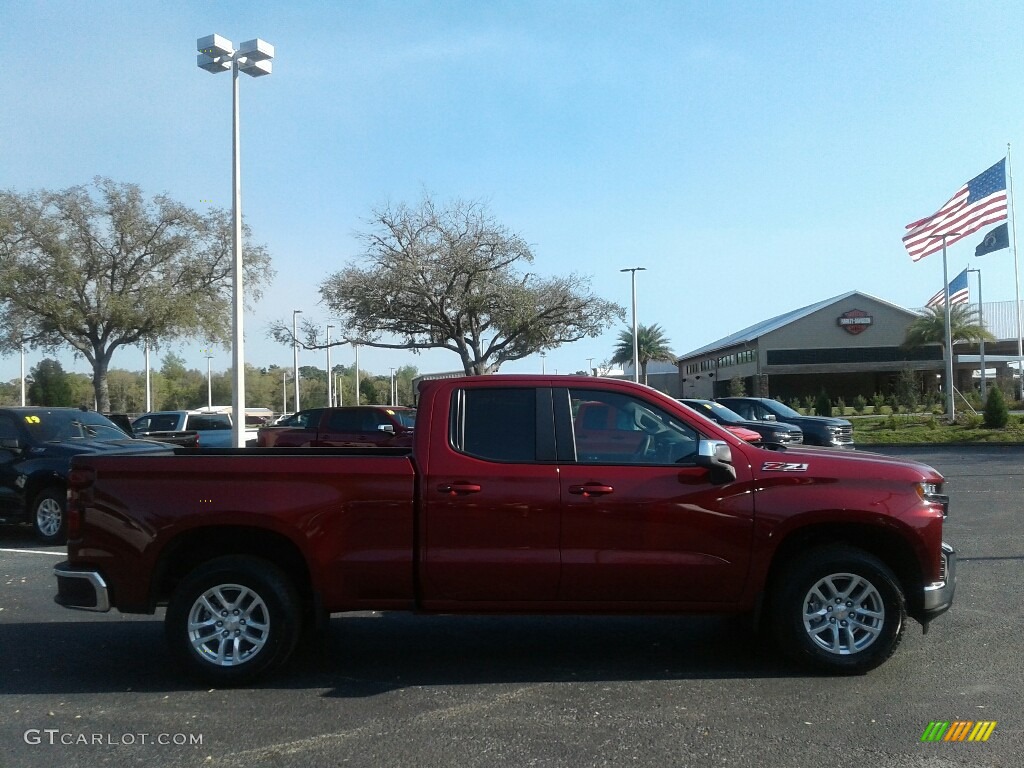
top-left (165, 556), bottom-right (301, 685)
top-left (771, 546), bottom-right (906, 674)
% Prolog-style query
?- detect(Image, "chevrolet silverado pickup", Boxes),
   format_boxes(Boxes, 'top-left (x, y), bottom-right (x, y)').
top-left (54, 376), bottom-right (955, 684)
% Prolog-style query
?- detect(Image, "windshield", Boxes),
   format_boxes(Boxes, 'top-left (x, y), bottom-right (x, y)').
top-left (388, 409), bottom-right (417, 428)
top-left (762, 400), bottom-right (802, 418)
top-left (24, 410), bottom-right (131, 442)
top-left (681, 400), bottom-right (744, 424)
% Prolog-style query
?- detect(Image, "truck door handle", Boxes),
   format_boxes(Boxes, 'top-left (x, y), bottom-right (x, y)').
top-left (569, 483), bottom-right (615, 496)
top-left (437, 483), bottom-right (482, 495)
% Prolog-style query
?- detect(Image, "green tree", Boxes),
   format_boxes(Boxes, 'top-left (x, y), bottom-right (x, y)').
top-left (903, 304), bottom-right (995, 351)
top-left (27, 358), bottom-right (74, 406)
top-left (610, 323), bottom-right (674, 385)
top-left (815, 390), bottom-right (832, 417)
top-left (896, 368), bottom-right (920, 412)
top-left (275, 195), bottom-right (623, 375)
top-left (984, 385), bottom-right (1009, 428)
top-left (728, 376), bottom-right (746, 396)
top-left (0, 178), bottom-right (274, 412)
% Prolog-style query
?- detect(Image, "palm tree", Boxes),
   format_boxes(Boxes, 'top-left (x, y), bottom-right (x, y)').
top-left (903, 304), bottom-right (994, 350)
top-left (610, 323), bottom-right (674, 384)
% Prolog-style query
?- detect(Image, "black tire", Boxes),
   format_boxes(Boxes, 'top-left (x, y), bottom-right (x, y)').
top-left (32, 487), bottom-right (67, 545)
top-left (165, 556), bottom-right (301, 686)
top-left (771, 546), bottom-right (906, 675)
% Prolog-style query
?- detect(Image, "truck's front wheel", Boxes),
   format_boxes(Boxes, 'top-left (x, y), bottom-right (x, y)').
top-left (771, 546), bottom-right (906, 674)
top-left (32, 488), bottom-right (67, 544)
top-left (166, 556), bottom-right (301, 685)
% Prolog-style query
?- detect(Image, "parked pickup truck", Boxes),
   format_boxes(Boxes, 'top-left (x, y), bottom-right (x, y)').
top-left (54, 376), bottom-right (955, 684)
top-left (131, 410), bottom-right (255, 448)
top-left (257, 406), bottom-right (416, 448)
top-left (0, 407), bottom-right (171, 543)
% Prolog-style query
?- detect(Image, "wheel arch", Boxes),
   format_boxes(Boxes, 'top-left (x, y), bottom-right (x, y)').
top-left (152, 526), bottom-right (315, 615)
top-left (761, 523), bottom-right (925, 619)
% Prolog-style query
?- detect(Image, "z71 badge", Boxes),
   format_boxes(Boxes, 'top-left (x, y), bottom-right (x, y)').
top-left (761, 461), bottom-right (809, 472)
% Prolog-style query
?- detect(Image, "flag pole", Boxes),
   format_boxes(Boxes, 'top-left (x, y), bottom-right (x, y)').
top-left (941, 235), bottom-right (955, 421)
top-left (1008, 143), bottom-right (1023, 401)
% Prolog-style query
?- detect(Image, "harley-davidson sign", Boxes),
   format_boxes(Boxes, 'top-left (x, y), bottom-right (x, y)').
top-left (837, 309), bottom-right (873, 335)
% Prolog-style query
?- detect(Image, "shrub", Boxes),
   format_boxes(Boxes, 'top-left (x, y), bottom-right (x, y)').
top-left (815, 390), bottom-right (831, 417)
top-left (802, 396), bottom-right (815, 415)
top-left (836, 396), bottom-right (846, 415)
top-left (957, 412), bottom-right (984, 428)
top-left (896, 369), bottom-right (919, 413)
top-left (885, 393), bottom-right (899, 413)
top-left (984, 386), bottom-right (1009, 428)
top-left (871, 393), bottom-right (885, 413)
top-left (852, 395), bottom-right (867, 415)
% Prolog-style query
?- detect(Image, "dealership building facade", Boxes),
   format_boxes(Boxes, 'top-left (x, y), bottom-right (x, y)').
top-left (675, 291), bottom-right (1018, 402)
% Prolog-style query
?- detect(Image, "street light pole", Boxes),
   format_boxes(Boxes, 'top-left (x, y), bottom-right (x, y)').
top-left (20, 343), bottom-right (26, 406)
top-left (620, 267), bottom-right (647, 383)
top-left (197, 33), bottom-right (274, 447)
top-left (326, 325), bottom-right (334, 407)
top-left (202, 348), bottom-right (214, 409)
top-left (540, 351), bottom-right (546, 375)
top-left (292, 309), bottom-right (303, 412)
top-left (282, 370), bottom-right (289, 414)
top-left (354, 344), bottom-right (360, 404)
top-left (390, 367), bottom-right (396, 406)
top-left (587, 357), bottom-right (595, 376)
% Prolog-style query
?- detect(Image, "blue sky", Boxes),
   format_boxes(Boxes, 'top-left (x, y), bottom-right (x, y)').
top-left (4, 1), bottom-right (1024, 383)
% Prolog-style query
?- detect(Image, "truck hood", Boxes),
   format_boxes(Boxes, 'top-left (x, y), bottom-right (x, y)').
top-left (780, 415), bottom-right (852, 429)
top-left (37, 438), bottom-right (174, 458)
top-left (750, 443), bottom-right (940, 480)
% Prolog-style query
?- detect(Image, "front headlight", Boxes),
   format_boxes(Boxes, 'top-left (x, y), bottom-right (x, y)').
top-left (916, 482), bottom-right (949, 516)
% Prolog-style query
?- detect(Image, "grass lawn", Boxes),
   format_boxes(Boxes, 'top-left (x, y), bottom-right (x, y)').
top-left (850, 413), bottom-right (1024, 444)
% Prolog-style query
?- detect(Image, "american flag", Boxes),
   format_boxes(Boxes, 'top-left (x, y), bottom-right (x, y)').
top-left (926, 267), bottom-right (970, 308)
top-left (903, 159), bottom-right (1008, 262)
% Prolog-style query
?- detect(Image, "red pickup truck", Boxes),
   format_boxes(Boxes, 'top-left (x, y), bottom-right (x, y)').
top-left (257, 406), bottom-right (416, 448)
top-left (54, 375), bottom-right (955, 684)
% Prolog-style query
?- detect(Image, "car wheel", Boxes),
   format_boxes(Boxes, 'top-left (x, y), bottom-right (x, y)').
top-left (165, 555), bottom-right (301, 685)
top-left (32, 488), bottom-right (67, 545)
top-left (771, 546), bottom-right (905, 674)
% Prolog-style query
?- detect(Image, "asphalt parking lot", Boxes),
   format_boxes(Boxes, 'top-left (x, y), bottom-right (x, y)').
top-left (1, 445), bottom-right (1021, 768)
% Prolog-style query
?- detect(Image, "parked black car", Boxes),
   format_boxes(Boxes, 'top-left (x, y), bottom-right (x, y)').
top-left (716, 397), bottom-right (854, 448)
top-left (678, 399), bottom-right (803, 445)
top-left (0, 407), bottom-right (171, 543)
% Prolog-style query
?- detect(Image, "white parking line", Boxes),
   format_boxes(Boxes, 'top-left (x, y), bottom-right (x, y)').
top-left (0, 548), bottom-right (65, 556)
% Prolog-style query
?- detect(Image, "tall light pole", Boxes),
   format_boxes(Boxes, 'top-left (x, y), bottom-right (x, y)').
top-left (20, 343), bottom-right (26, 406)
top-left (587, 357), bottom-right (595, 376)
top-left (540, 351), bottom-right (546, 375)
top-left (354, 343), bottom-right (360, 404)
top-left (197, 33), bottom-right (274, 447)
top-left (201, 347), bottom-right (214, 409)
top-left (144, 341), bottom-right (152, 412)
top-left (967, 267), bottom-right (987, 399)
top-left (390, 367), bottom-right (397, 406)
top-left (326, 325), bottom-right (335, 407)
top-left (620, 267), bottom-right (646, 383)
top-left (292, 309), bottom-right (303, 412)
top-left (281, 370), bottom-right (289, 414)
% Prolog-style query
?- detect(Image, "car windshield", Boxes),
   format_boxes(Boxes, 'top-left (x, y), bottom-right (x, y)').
top-left (682, 400), bottom-right (744, 424)
top-left (388, 409), bottom-right (416, 428)
top-left (762, 400), bottom-right (802, 418)
top-left (23, 410), bottom-right (130, 442)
